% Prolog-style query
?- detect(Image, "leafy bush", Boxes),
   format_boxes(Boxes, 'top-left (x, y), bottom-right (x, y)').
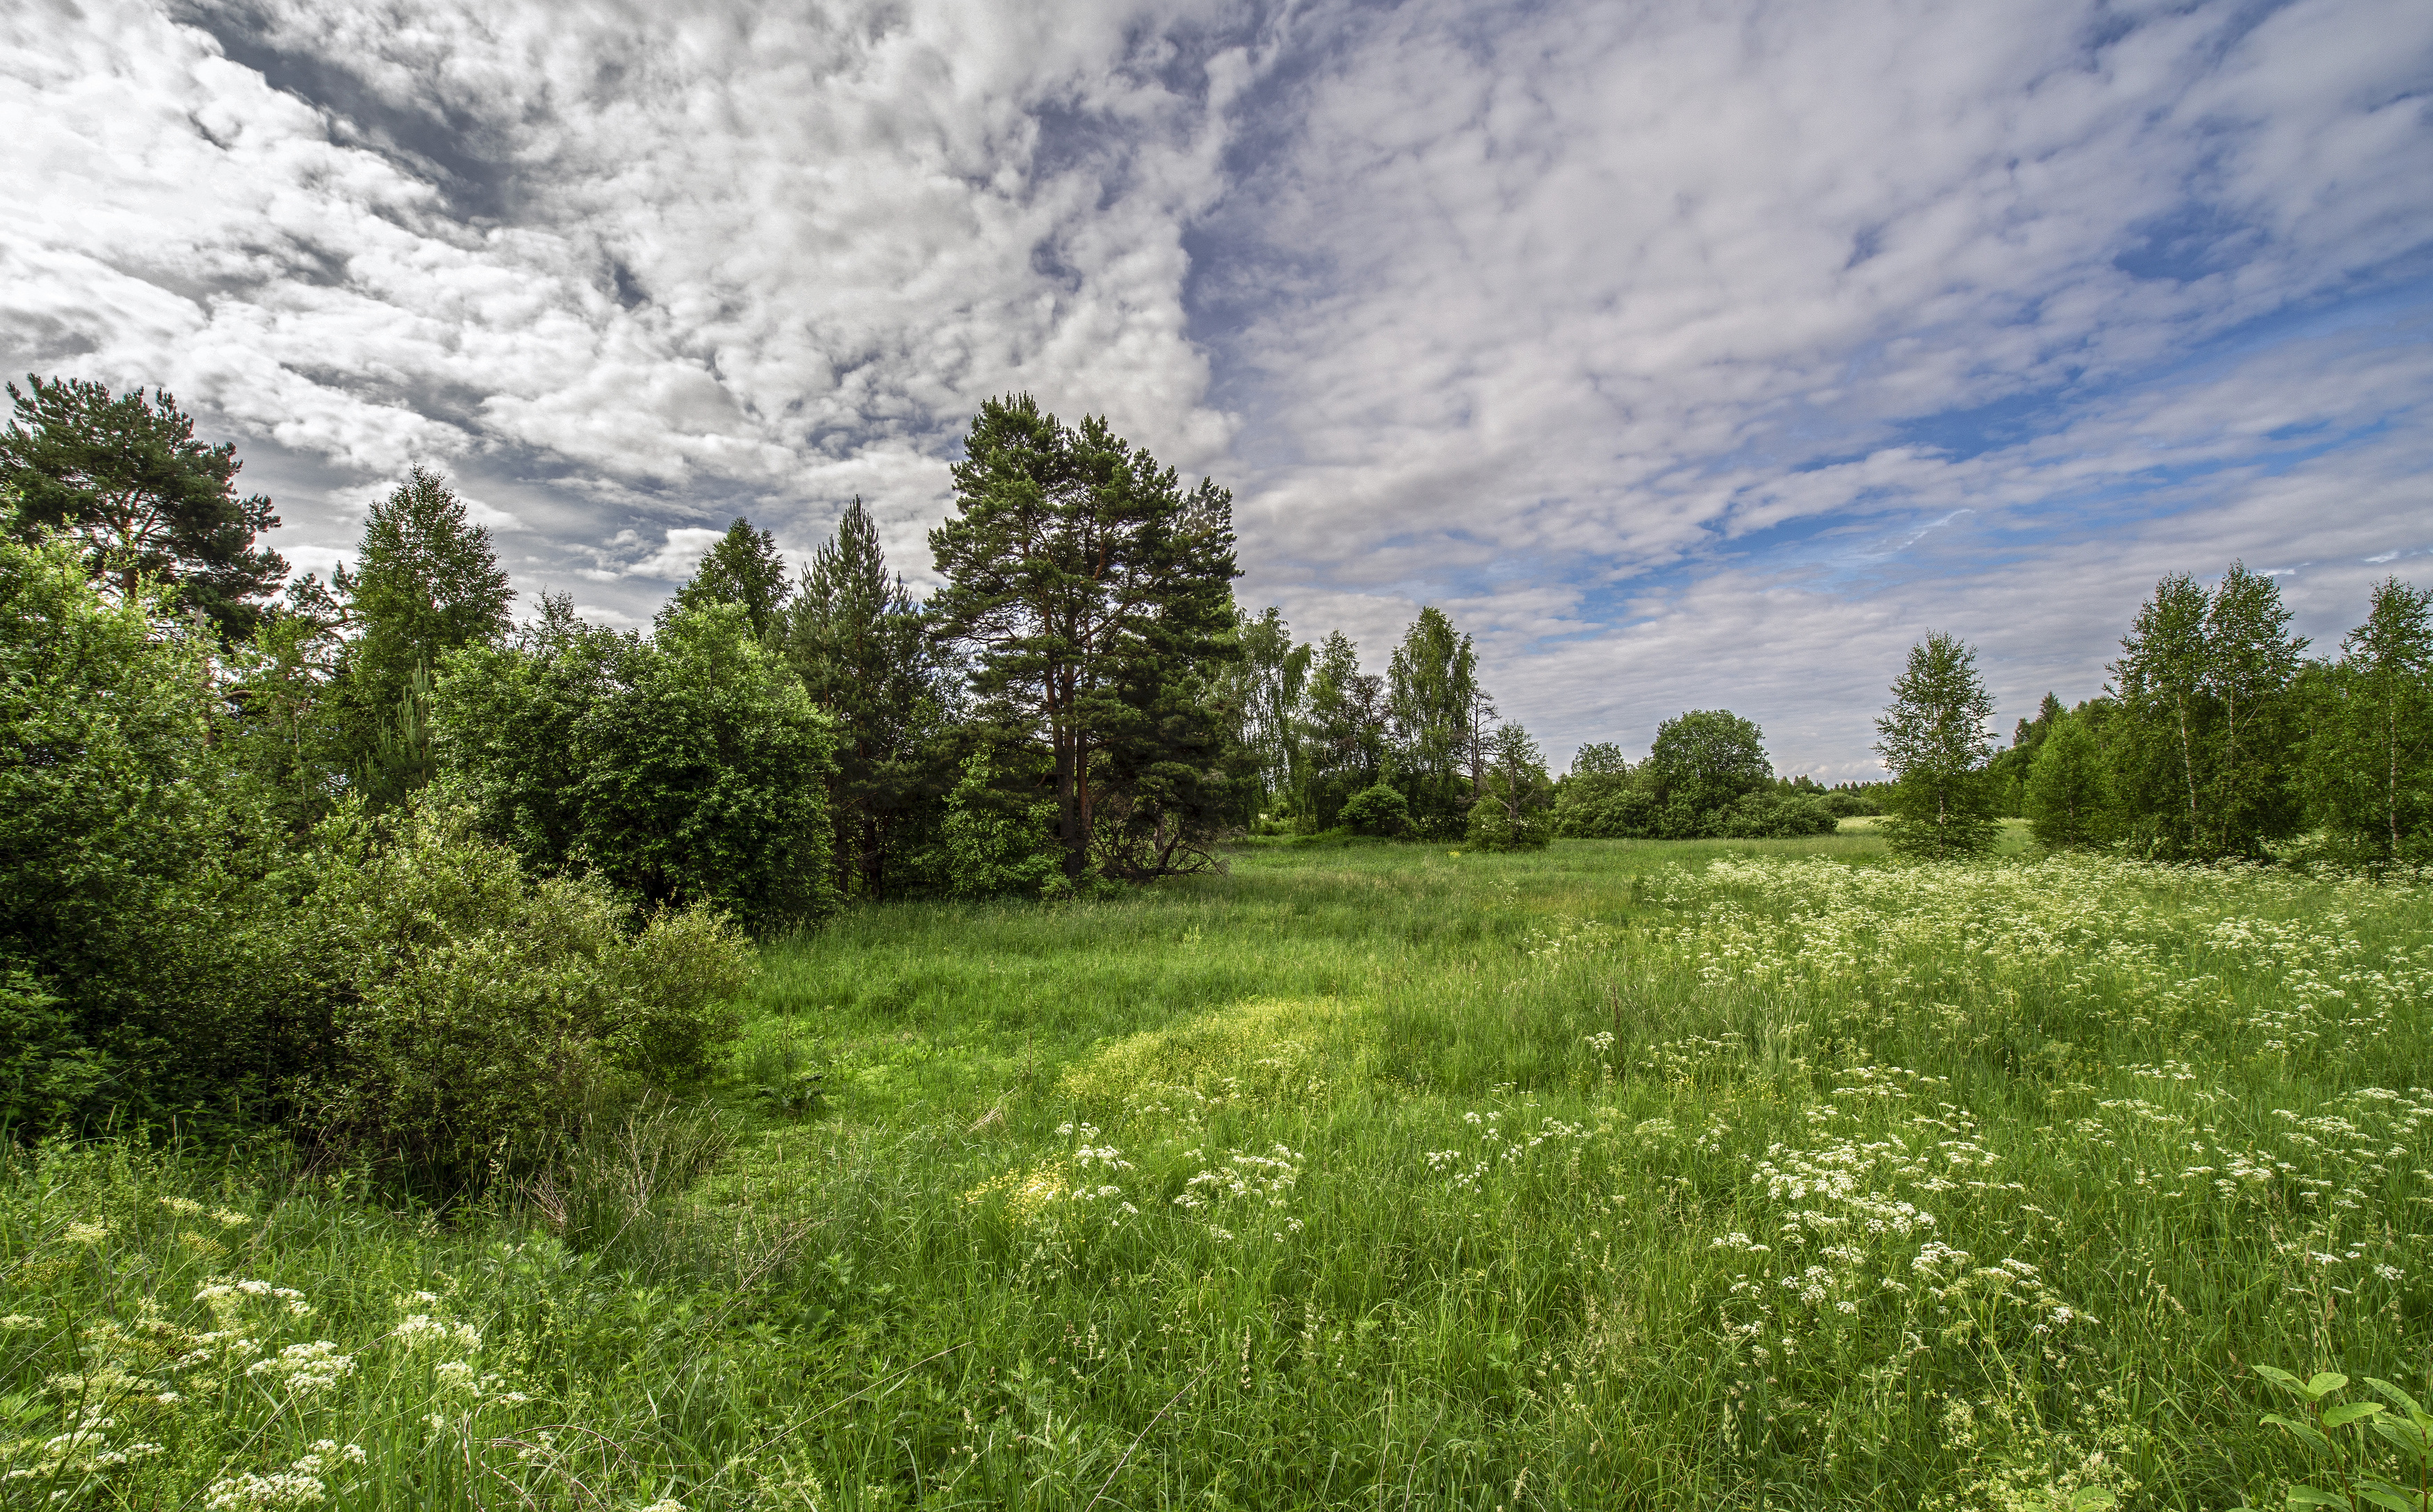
top-left (1338, 783), bottom-right (1411, 836)
top-left (300, 799), bottom-right (751, 1190)
top-left (0, 523), bottom-right (305, 1135)
top-left (1716, 790), bottom-right (1839, 838)
top-left (437, 601), bottom-right (838, 933)
top-left (921, 749), bottom-right (1067, 897)
top-left (1554, 782), bottom-right (1657, 838)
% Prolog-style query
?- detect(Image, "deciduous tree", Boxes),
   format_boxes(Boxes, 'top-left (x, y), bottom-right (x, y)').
top-left (1876, 631), bottom-right (1999, 860)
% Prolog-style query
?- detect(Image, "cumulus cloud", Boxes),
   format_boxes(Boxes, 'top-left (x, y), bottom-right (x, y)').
top-left (1, 0), bottom-right (2425, 764)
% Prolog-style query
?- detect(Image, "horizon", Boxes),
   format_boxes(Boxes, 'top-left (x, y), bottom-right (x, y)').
top-left (5, 0), bottom-right (2427, 777)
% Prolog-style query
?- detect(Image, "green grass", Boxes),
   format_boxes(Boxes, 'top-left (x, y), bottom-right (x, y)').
top-left (8, 836), bottom-right (2432, 1509)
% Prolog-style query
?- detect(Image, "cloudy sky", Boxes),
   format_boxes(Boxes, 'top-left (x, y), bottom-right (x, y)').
top-left (5, 0), bottom-right (2428, 774)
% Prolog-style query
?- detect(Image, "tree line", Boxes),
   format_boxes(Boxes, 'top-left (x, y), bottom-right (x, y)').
top-left (6, 373), bottom-right (2424, 1171)
top-left (1871, 566), bottom-right (2432, 865)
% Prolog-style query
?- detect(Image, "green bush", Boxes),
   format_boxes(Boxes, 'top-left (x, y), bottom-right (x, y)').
top-left (437, 601), bottom-right (838, 933)
top-left (300, 799), bottom-right (751, 1190)
top-left (1555, 783), bottom-right (1657, 838)
top-left (0, 522), bottom-right (305, 1135)
top-left (1716, 790), bottom-right (1840, 838)
top-left (1338, 783), bottom-right (1411, 836)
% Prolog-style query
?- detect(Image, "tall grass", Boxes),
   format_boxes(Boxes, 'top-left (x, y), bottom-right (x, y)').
top-left (6, 836), bottom-right (2429, 1509)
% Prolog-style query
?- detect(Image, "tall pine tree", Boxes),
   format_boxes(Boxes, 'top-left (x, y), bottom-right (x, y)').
top-left (928, 396), bottom-right (1238, 882)
top-left (783, 498), bottom-right (952, 898)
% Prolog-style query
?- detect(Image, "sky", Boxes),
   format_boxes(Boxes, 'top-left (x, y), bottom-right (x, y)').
top-left (4, 0), bottom-right (2429, 777)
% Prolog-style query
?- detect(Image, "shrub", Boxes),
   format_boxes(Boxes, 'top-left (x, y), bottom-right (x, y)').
top-left (922, 749), bottom-right (1066, 897)
top-left (299, 799), bottom-right (751, 1191)
top-left (1556, 784), bottom-right (1657, 838)
top-left (437, 601), bottom-right (838, 933)
top-left (1716, 791), bottom-right (1840, 838)
top-left (1339, 783), bottom-right (1411, 837)
top-left (0, 521), bottom-right (304, 1135)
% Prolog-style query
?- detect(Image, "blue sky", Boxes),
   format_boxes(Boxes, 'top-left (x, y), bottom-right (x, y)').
top-left (3, 0), bottom-right (2428, 774)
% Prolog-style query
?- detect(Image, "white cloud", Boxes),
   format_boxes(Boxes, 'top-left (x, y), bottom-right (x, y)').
top-left (1, 0), bottom-right (2426, 762)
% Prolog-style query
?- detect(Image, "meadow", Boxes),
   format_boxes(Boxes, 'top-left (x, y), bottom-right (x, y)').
top-left (6, 831), bottom-right (2432, 1510)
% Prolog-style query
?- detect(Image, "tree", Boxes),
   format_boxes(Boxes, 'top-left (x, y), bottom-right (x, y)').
top-left (1387, 608), bottom-right (1481, 838)
top-left (336, 467), bottom-right (515, 806)
top-left (1645, 710), bottom-right (1773, 834)
top-left (1223, 607), bottom-right (1312, 825)
top-left (1302, 631), bottom-right (1386, 827)
top-left (673, 517), bottom-right (790, 640)
top-left (2024, 710), bottom-right (2107, 850)
top-left (0, 375), bottom-right (286, 639)
top-left (2306, 578), bottom-right (2433, 862)
top-left (2111, 563), bottom-right (2307, 859)
top-left (928, 395), bottom-right (1239, 883)
top-left (1571, 741), bottom-right (1631, 777)
top-left (783, 498), bottom-right (955, 898)
top-left (1875, 631), bottom-right (2000, 860)
top-left (2202, 562), bottom-right (2306, 854)
top-left (1465, 723), bottom-right (1554, 850)
top-left (437, 601), bottom-right (838, 934)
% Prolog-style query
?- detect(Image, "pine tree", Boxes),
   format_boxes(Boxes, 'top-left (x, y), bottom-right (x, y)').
top-left (783, 498), bottom-right (952, 898)
top-left (0, 375), bottom-right (286, 639)
top-left (928, 396), bottom-right (1239, 882)
top-left (1875, 631), bottom-right (2000, 860)
top-left (673, 517), bottom-right (790, 640)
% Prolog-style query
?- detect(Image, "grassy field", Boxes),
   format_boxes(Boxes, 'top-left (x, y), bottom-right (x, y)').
top-left (8, 834), bottom-right (2432, 1509)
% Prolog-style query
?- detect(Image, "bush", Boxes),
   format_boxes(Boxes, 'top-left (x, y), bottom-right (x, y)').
top-left (922, 749), bottom-right (1066, 897)
top-left (300, 799), bottom-right (751, 1191)
top-left (1339, 783), bottom-right (1411, 837)
top-left (1717, 792), bottom-right (1840, 838)
top-left (0, 523), bottom-right (305, 1135)
top-left (1556, 785), bottom-right (1657, 838)
top-left (437, 601), bottom-right (838, 933)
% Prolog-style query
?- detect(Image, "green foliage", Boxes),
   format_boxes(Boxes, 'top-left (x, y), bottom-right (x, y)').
top-left (2304, 578), bottom-right (2433, 865)
top-left (1337, 781), bottom-right (1410, 836)
top-left (1877, 631), bottom-right (2001, 859)
top-left (1554, 781), bottom-right (1657, 837)
top-left (1300, 628), bottom-right (1388, 827)
top-left (1714, 788), bottom-right (1839, 838)
top-left (782, 498), bottom-right (956, 898)
top-left (2252, 1365), bottom-right (2433, 1512)
top-left (2027, 710), bottom-right (2110, 849)
top-left (334, 467), bottom-right (514, 806)
top-left (0, 375), bottom-right (286, 640)
top-left (1645, 708), bottom-right (1773, 817)
top-left (672, 516), bottom-right (791, 640)
top-left (0, 523), bottom-right (303, 1135)
top-left (2111, 563), bottom-right (2309, 860)
top-left (929, 395), bottom-right (1240, 881)
top-left (923, 749), bottom-right (1065, 898)
top-left (1463, 722), bottom-right (1554, 850)
top-left (300, 799), bottom-right (750, 1189)
top-left (439, 601), bottom-right (840, 934)
top-left (1387, 606), bottom-right (1484, 838)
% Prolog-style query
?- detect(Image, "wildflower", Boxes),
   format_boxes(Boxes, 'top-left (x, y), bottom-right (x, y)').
top-left (64, 1221), bottom-right (109, 1244)
top-left (160, 1196), bottom-right (206, 1217)
top-left (245, 1341), bottom-right (355, 1393)
top-left (391, 1315), bottom-right (483, 1351)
